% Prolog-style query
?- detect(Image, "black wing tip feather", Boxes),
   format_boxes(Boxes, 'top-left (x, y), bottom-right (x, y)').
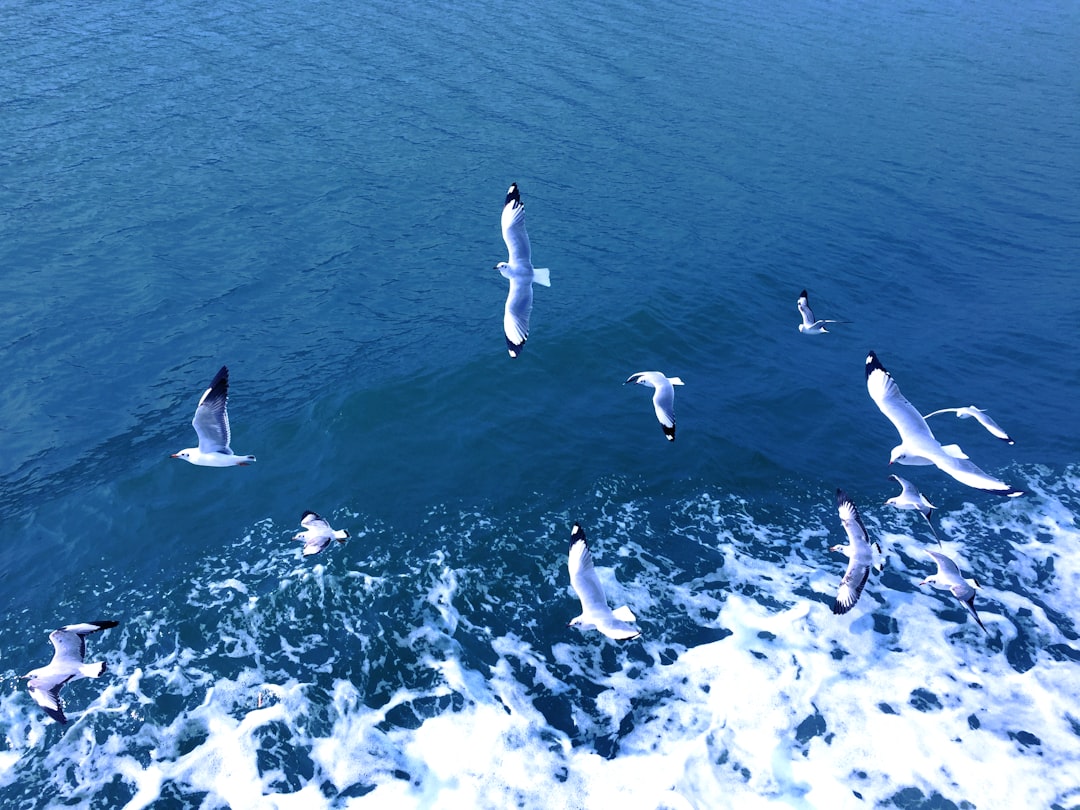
top-left (799, 289), bottom-right (808, 298)
top-left (865, 351), bottom-right (884, 378)
top-left (663, 425), bottom-right (676, 441)
top-left (209, 365), bottom-right (229, 388)
top-left (505, 335), bottom-right (525, 358)
top-left (300, 510), bottom-right (320, 521)
top-left (569, 522), bottom-right (587, 552)
top-left (505, 183), bottom-right (521, 207)
top-left (89, 621), bottom-right (119, 632)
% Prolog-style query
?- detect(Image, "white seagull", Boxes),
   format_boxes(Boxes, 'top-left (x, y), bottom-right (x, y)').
top-left (865, 352), bottom-right (1022, 497)
top-left (830, 489), bottom-right (881, 615)
top-left (797, 289), bottom-right (847, 334)
top-left (24, 620), bottom-right (119, 724)
top-left (171, 365), bottom-right (256, 466)
top-left (625, 371), bottom-right (685, 441)
top-left (919, 550), bottom-right (988, 634)
top-left (293, 511), bottom-right (350, 556)
top-left (567, 523), bottom-right (641, 640)
top-left (494, 183), bottom-right (550, 358)
top-left (885, 474), bottom-right (940, 544)
top-left (922, 406), bottom-right (1014, 445)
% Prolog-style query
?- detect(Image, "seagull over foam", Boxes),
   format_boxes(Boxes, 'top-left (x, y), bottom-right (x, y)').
top-left (494, 183), bottom-right (550, 358)
top-left (171, 365), bottom-right (256, 466)
top-left (797, 289), bottom-right (848, 334)
top-left (294, 511), bottom-right (350, 556)
top-left (830, 489), bottom-right (882, 615)
top-left (920, 550), bottom-right (987, 634)
top-left (24, 620), bottom-right (119, 724)
top-left (922, 406), bottom-right (1014, 445)
top-left (567, 523), bottom-right (641, 640)
top-left (625, 371), bottom-right (684, 441)
top-left (864, 352), bottom-right (1021, 497)
top-left (885, 474), bottom-right (940, 544)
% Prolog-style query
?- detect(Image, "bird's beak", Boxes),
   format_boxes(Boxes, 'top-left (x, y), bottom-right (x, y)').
top-left (918, 579), bottom-right (928, 586)
top-left (170, 453), bottom-right (179, 458)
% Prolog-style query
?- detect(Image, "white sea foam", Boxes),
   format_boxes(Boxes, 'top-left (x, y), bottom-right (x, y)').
top-left (0, 468), bottom-right (1077, 808)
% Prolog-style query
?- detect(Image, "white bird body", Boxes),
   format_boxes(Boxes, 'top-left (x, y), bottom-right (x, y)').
top-left (885, 474), bottom-right (940, 543)
top-left (495, 183), bottom-right (550, 358)
top-left (171, 366), bottom-right (256, 466)
top-left (830, 489), bottom-right (879, 615)
top-left (567, 523), bottom-right (641, 640)
top-left (864, 352), bottom-right (1022, 497)
top-left (25, 620), bottom-right (118, 724)
top-left (797, 290), bottom-right (847, 334)
top-left (293, 511), bottom-right (350, 556)
top-left (922, 406), bottom-right (1014, 445)
top-left (920, 550), bottom-right (987, 634)
top-left (626, 371), bottom-right (684, 441)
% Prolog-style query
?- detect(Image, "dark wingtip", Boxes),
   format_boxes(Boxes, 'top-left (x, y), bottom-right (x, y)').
top-left (569, 522), bottom-right (586, 552)
top-left (505, 336), bottom-right (525, 358)
top-left (209, 365), bottom-right (229, 389)
top-left (505, 183), bottom-right (521, 207)
top-left (663, 425), bottom-right (676, 441)
top-left (91, 621), bottom-right (120, 631)
top-left (799, 289), bottom-right (808, 298)
top-left (865, 351), bottom-right (884, 379)
top-left (300, 510), bottom-right (319, 522)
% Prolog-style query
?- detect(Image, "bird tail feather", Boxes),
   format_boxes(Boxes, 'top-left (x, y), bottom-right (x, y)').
top-left (612, 605), bottom-right (637, 622)
top-left (532, 268), bottom-right (551, 287)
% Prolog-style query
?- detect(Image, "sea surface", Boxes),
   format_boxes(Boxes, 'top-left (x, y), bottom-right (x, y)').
top-left (2, 0), bottom-right (1079, 807)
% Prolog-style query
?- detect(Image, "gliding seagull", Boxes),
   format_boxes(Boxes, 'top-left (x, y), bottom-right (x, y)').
top-left (797, 290), bottom-right (847, 334)
top-left (625, 371), bottom-right (684, 441)
top-left (922, 406), bottom-right (1014, 445)
top-left (885, 474), bottom-right (940, 544)
top-left (294, 511), bottom-right (350, 556)
top-left (25, 620), bottom-right (119, 724)
top-left (494, 183), bottom-right (550, 358)
top-left (920, 550), bottom-right (988, 634)
top-left (171, 366), bottom-right (256, 466)
top-left (864, 352), bottom-right (1022, 497)
top-left (830, 489), bottom-right (881, 615)
top-left (567, 523), bottom-right (641, 640)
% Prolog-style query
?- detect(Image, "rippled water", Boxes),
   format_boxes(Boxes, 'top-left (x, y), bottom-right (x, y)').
top-left (2, 0), bottom-right (1078, 807)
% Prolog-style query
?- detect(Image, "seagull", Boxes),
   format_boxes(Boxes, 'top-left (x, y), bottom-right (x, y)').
top-left (171, 366), bottom-right (256, 466)
top-left (919, 550), bottom-right (988, 634)
top-left (625, 371), bottom-right (685, 441)
top-left (830, 489), bottom-right (881, 615)
top-left (865, 352), bottom-right (1022, 497)
top-left (293, 511), bottom-right (350, 556)
top-left (494, 183), bottom-right (550, 358)
top-left (24, 620), bottom-right (119, 724)
top-left (797, 289), bottom-right (848, 334)
top-left (567, 523), bottom-right (641, 640)
top-left (922, 406), bottom-right (1014, 445)
top-left (885, 474), bottom-right (941, 544)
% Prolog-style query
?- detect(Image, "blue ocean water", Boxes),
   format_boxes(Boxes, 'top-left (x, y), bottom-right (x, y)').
top-left (2, 0), bottom-right (1079, 806)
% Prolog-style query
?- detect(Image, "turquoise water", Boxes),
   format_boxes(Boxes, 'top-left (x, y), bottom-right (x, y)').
top-left (2, 0), bottom-right (1079, 807)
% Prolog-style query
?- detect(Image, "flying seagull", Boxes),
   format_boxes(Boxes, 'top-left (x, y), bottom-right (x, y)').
top-left (919, 550), bottom-right (988, 634)
top-left (797, 290), bottom-right (848, 334)
top-left (885, 474), bottom-right (940, 544)
top-left (830, 489), bottom-right (881, 615)
top-left (922, 406), bottom-right (1014, 445)
top-left (567, 523), bottom-right (641, 640)
top-left (171, 366), bottom-right (256, 466)
top-left (864, 352), bottom-right (1022, 497)
top-left (293, 511), bottom-right (350, 556)
top-left (494, 183), bottom-right (550, 358)
top-left (625, 371), bottom-right (685, 441)
top-left (25, 620), bottom-right (119, 724)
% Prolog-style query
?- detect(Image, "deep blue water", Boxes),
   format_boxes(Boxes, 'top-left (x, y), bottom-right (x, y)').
top-left (2, 0), bottom-right (1079, 807)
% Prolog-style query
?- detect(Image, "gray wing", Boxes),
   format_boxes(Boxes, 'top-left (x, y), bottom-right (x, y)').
top-left (651, 380), bottom-right (676, 430)
top-left (797, 293), bottom-right (816, 327)
top-left (193, 366), bottom-right (232, 454)
top-left (501, 184), bottom-right (532, 269)
top-left (836, 490), bottom-right (870, 551)
top-left (27, 678), bottom-right (68, 723)
top-left (927, 549), bottom-right (962, 579)
top-left (503, 276), bottom-right (533, 357)
top-left (966, 408), bottom-right (1013, 444)
top-left (50, 621), bottom-right (118, 662)
top-left (833, 490), bottom-right (872, 615)
top-left (300, 511), bottom-right (331, 532)
top-left (865, 353), bottom-right (939, 449)
top-left (928, 450), bottom-right (1022, 496)
top-left (568, 527), bottom-right (611, 615)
